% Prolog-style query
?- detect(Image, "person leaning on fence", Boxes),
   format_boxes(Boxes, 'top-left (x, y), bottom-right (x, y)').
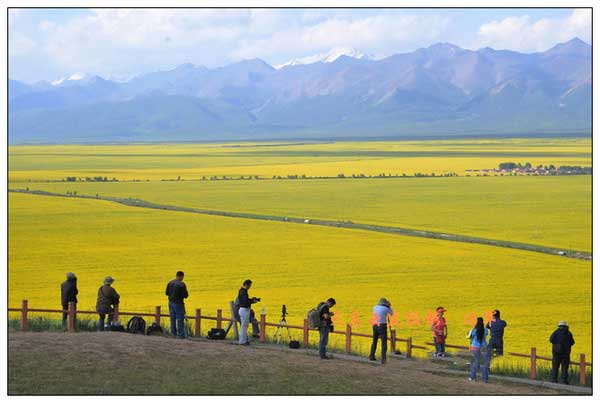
top-left (549, 320), bottom-right (575, 384)
top-left (96, 276), bottom-right (120, 331)
top-left (467, 317), bottom-right (490, 382)
top-left (317, 298), bottom-right (336, 359)
top-left (431, 306), bottom-right (448, 357)
top-left (238, 279), bottom-right (260, 345)
top-left (60, 272), bottom-right (78, 329)
top-left (166, 270), bottom-right (189, 339)
top-left (369, 297), bottom-right (393, 364)
top-left (485, 309), bottom-right (507, 362)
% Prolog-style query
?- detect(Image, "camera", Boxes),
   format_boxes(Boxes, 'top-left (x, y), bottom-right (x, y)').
top-left (281, 304), bottom-right (288, 317)
top-left (253, 297), bottom-right (261, 302)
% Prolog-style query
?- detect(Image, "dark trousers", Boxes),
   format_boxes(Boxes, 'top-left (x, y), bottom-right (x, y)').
top-left (97, 312), bottom-right (113, 331)
top-left (369, 324), bottom-right (388, 363)
top-left (551, 353), bottom-right (571, 383)
top-left (319, 325), bottom-right (330, 357)
top-left (169, 301), bottom-right (186, 338)
top-left (489, 337), bottom-right (504, 356)
top-left (62, 303), bottom-right (77, 328)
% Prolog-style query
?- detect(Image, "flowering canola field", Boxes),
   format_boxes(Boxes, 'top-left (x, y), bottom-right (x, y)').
top-left (8, 137), bottom-right (592, 370)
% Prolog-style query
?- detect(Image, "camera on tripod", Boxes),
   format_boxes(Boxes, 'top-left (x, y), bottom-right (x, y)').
top-left (281, 304), bottom-right (288, 319)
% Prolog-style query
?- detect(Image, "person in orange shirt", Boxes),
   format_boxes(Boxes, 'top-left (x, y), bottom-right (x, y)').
top-left (431, 306), bottom-right (448, 357)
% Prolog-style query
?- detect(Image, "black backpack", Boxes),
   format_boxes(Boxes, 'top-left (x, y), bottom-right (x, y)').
top-left (207, 328), bottom-right (226, 340)
top-left (127, 316), bottom-right (147, 334)
top-left (146, 322), bottom-right (163, 336)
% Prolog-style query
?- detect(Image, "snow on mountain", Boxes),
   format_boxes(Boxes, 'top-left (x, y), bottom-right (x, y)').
top-left (274, 47), bottom-right (371, 69)
top-left (51, 72), bottom-right (88, 86)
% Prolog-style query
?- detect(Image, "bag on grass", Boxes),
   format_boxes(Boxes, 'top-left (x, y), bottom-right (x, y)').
top-left (207, 328), bottom-right (226, 340)
top-left (127, 316), bottom-right (146, 335)
top-left (289, 340), bottom-right (300, 349)
top-left (146, 323), bottom-right (163, 336)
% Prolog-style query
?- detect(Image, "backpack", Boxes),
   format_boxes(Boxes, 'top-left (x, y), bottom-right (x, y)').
top-left (207, 328), bottom-right (226, 340)
top-left (146, 322), bottom-right (163, 336)
top-left (127, 316), bottom-right (146, 334)
top-left (307, 303), bottom-right (324, 329)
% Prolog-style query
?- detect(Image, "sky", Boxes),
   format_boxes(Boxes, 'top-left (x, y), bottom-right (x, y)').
top-left (8, 8), bottom-right (592, 83)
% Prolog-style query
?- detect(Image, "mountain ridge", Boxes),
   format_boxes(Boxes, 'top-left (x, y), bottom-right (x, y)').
top-left (9, 38), bottom-right (591, 144)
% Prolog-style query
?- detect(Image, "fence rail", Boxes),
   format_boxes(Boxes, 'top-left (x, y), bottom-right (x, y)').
top-left (9, 300), bottom-right (592, 386)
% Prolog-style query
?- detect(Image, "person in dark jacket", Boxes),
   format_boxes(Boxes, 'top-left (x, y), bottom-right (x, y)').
top-left (318, 298), bottom-right (336, 359)
top-left (549, 320), bottom-right (575, 384)
top-left (60, 272), bottom-right (78, 329)
top-left (234, 296), bottom-right (260, 338)
top-left (237, 279), bottom-right (260, 345)
top-left (165, 271), bottom-right (189, 339)
top-left (486, 309), bottom-right (507, 363)
top-left (96, 276), bottom-right (120, 331)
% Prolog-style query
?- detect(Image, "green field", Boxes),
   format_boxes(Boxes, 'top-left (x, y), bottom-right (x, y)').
top-left (8, 137), bottom-right (592, 368)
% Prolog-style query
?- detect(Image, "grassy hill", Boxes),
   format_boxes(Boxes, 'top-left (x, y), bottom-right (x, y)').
top-left (8, 331), bottom-right (574, 395)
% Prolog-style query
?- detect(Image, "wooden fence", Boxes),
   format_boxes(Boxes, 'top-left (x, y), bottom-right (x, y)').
top-left (9, 299), bottom-right (592, 386)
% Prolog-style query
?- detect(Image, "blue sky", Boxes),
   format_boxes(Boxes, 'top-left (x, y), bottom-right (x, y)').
top-left (8, 8), bottom-right (591, 83)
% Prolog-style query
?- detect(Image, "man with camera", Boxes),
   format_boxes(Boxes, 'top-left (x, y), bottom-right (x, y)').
top-left (369, 297), bottom-right (393, 364)
top-left (166, 270), bottom-right (189, 339)
top-left (238, 279), bottom-right (260, 345)
top-left (318, 298), bottom-right (337, 359)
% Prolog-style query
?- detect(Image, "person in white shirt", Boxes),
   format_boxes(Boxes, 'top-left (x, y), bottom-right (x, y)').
top-left (369, 298), bottom-right (394, 364)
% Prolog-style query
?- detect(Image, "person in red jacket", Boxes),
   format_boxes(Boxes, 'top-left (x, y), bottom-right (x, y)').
top-left (431, 306), bottom-right (448, 357)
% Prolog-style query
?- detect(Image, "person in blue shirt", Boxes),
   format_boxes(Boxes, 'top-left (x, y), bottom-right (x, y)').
top-left (486, 309), bottom-right (507, 357)
top-left (369, 297), bottom-right (394, 364)
top-left (467, 317), bottom-right (490, 382)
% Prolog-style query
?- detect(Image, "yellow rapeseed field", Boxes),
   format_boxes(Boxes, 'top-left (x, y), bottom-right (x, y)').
top-left (8, 192), bottom-right (591, 368)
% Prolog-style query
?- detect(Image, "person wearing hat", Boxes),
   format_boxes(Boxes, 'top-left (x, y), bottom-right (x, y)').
top-left (60, 272), bottom-right (78, 329)
top-left (549, 320), bottom-right (575, 384)
top-left (96, 276), bottom-right (120, 331)
top-left (430, 306), bottom-right (448, 357)
top-left (485, 309), bottom-right (507, 360)
top-left (369, 298), bottom-right (393, 364)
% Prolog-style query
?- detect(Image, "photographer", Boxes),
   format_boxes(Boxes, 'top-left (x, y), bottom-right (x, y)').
top-left (369, 298), bottom-right (393, 364)
top-left (237, 279), bottom-right (260, 345)
top-left (317, 298), bottom-right (336, 359)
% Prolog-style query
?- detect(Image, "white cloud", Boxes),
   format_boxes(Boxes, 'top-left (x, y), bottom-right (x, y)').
top-left (473, 9), bottom-right (591, 52)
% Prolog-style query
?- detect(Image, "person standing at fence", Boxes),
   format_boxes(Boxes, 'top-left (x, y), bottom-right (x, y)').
top-left (467, 317), bottom-right (490, 382)
top-left (486, 309), bottom-right (507, 361)
top-left (96, 276), bottom-right (120, 331)
top-left (431, 306), bottom-right (448, 357)
top-left (369, 297), bottom-right (393, 364)
top-left (238, 279), bottom-right (260, 345)
top-left (549, 320), bottom-right (575, 384)
top-left (166, 270), bottom-right (189, 339)
top-left (234, 296), bottom-right (260, 338)
top-left (317, 298), bottom-right (336, 359)
top-left (60, 272), bottom-right (78, 329)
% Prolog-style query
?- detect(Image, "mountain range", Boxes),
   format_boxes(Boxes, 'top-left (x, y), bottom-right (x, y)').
top-left (8, 38), bottom-right (591, 144)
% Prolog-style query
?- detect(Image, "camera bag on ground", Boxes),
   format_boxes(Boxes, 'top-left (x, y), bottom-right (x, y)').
top-left (127, 316), bottom-right (146, 334)
top-left (207, 328), bottom-right (226, 340)
top-left (146, 322), bottom-right (163, 336)
top-left (109, 322), bottom-right (125, 332)
top-left (289, 340), bottom-right (300, 349)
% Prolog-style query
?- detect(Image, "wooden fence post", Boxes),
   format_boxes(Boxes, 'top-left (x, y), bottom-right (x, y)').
top-left (20, 300), bottom-right (28, 331)
top-left (67, 301), bottom-right (75, 332)
top-left (406, 337), bottom-right (413, 358)
top-left (216, 309), bottom-right (222, 329)
top-left (195, 308), bottom-right (201, 337)
top-left (390, 329), bottom-right (396, 353)
top-left (345, 324), bottom-right (352, 353)
top-left (154, 306), bottom-right (161, 326)
top-left (259, 313), bottom-right (266, 342)
top-left (113, 305), bottom-right (120, 324)
top-left (303, 319), bottom-right (309, 346)
top-left (579, 353), bottom-right (586, 386)
top-left (530, 347), bottom-right (537, 380)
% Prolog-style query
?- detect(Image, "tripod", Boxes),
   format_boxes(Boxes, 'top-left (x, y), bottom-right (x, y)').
top-left (273, 305), bottom-right (292, 344)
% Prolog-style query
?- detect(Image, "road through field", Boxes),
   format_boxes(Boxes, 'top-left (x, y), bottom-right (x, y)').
top-left (8, 188), bottom-right (591, 260)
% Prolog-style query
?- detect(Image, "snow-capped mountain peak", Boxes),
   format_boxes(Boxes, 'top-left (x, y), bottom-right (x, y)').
top-left (51, 72), bottom-right (88, 86)
top-left (275, 47), bottom-right (371, 69)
